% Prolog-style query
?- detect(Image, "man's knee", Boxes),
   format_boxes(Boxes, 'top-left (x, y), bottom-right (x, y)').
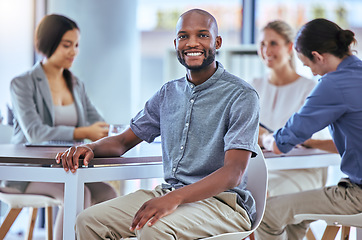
top-left (76, 207), bottom-right (95, 230)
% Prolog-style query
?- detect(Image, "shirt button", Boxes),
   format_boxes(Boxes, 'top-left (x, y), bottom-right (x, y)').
top-left (185, 123), bottom-right (189, 127)
top-left (180, 145), bottom-right (184, 150)
top-left (190, 99), bottom-right (194, 103)
top-left (173, 168), bottom-right (176, 172)
top-left (190, 85), bottom-right (194, 88)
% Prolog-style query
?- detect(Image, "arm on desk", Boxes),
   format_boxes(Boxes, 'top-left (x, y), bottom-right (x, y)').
top-left (302, 139), bottom-right (338, 153)
top-left (56, 128), bottom-right (142, 172)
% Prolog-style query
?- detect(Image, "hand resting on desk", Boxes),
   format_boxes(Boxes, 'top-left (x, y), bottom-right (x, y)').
top-left (55, 128), bottom-right (143, 173)
top-left (55, 145), bottom-right (95, 173)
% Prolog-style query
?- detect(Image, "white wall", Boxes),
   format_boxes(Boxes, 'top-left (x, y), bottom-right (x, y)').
top-left (0, 0), bottom-right (34, 123)
top-left (47, 0), bottom-right (141, 125)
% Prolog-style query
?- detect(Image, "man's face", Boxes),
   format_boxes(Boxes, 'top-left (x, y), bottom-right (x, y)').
top-left (297, 52), bottom-right (326, 76)
top-left (174, 12), bottom-right (221, 71)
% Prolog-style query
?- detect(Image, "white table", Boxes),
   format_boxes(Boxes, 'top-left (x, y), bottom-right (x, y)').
top-left (1, 143), bottom-right (360, 240)
top-left (0, 143), bottom-right (163, 240)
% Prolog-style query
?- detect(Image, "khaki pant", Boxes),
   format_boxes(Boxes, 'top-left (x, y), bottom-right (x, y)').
top-left (76, 185), bottom-right (251, 240)
top-left (268, 168), bottom-right (328, 197)
top-left (255, 178), bottom-right (362, 240)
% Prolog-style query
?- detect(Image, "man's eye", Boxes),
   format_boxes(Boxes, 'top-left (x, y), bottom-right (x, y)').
top-left (200, 34), bottom-right (209, 38)
top-left (178, 35), bottom-right (187, 40)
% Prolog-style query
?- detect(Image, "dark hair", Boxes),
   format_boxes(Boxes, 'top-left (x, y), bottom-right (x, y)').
top-left (295, 18), bottom-right (356, 61)
top-left (35, 14), bottom-right (79, 92)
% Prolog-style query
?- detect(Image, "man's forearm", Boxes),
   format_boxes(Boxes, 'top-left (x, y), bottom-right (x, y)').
top-left (91, 128), bottom-right (142, 157)
top-left (167, 149), bottom-right (251, 205)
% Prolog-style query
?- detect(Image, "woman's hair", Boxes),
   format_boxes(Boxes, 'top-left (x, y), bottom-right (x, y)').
top-left (263, 20), bottom-right (296, 70)
top-left (35, 14), bottom-right (79, 92)
top-left (295, 18), bottom-right (356, 61)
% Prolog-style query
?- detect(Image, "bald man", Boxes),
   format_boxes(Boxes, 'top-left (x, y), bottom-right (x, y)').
top-left (58, 9), bottom-right (260, 239)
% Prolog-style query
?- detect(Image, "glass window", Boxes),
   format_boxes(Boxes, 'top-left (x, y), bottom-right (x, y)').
top-left (256, 0), bottom-right (362, 77)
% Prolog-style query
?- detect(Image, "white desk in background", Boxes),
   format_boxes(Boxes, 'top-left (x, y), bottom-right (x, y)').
top-left (1, 143), bottom-right (359, 240)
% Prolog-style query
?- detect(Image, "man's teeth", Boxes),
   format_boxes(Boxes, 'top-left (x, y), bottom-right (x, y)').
top-left (187, 52), bottom-right (202, 56)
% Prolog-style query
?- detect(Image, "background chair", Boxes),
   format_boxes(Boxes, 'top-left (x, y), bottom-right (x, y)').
top-left (0, 192), bottom-right (62, 240)
top-left (0, 124), bottom-right (62, 240)
top-left (124, 145), bottom-right (268, 240)
top-left (294, 212), bottom-right (362, 240)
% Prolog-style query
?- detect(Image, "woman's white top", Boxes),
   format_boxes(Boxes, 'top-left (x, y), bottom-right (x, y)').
top-left (251, 76), bottom-right (316, 131)
top-left (54, 103), bottom-right (78, 127)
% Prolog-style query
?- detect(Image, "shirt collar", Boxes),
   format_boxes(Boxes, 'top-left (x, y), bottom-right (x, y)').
top-left (32, 61), bottom-right (47, 81)
top-left (337, 55), bottom-right (359, 70)
top-left (185, 61), bottom-right (225, 92)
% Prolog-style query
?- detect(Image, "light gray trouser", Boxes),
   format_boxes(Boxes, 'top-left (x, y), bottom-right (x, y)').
top-left (255, 178), bottom-right (362, 240)
top-left (76, 185), bottom-right (251, 240)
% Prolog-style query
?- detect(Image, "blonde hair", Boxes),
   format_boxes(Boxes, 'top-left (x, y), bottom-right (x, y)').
top-left (263, 20), bottom-right (296, 70)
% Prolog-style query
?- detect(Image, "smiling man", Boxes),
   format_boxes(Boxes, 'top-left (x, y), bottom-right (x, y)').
top-left (57, 9), bottom-right (260, 239)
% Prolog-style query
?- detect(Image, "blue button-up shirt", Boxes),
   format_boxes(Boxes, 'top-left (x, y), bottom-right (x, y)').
top-left (130, 62), bottom-right (259, 221)
top-left (274, 55), bottom-right (362, 185)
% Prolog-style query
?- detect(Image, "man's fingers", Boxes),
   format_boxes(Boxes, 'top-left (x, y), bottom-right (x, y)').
top-left (131, 205), bottom-right (155, 231)
top-left (65, 147), bottom-right (77, 172)
top-left (55, 152), bottom-right (63, 164)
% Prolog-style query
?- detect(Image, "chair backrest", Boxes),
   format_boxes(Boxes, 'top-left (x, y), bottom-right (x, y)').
top-left (0, 124), bottom-right (13, 144)
top-left (245, 145), bottom-right (268, 231)
top-left (202, 145), bottom-right (268, 240)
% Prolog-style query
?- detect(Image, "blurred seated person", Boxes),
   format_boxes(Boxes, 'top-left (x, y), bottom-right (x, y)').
top-left (256, 18), bottom-right (362, 240)
top-left (1, 14), bottom-right (117, 240)
top-left (252, 20), bottom-right (336, 197)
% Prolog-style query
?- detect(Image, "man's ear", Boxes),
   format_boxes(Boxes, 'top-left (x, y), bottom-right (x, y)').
top-left (215, 36), bottom-right (222, 50)
top-left (311, 51), bottom-right (324, 62)
top-left (174, 39), bottom-right (177, 49)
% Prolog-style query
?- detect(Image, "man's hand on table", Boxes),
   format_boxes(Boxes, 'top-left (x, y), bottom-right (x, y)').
top-left (55, 144), bottom-right (95, 173)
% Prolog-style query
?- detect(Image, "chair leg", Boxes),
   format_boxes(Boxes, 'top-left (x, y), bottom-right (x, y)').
top-left (249, 232), bottom-right (255, 240)
top-left (0, 208), bottom-right (22, 239)
top-left (321, 225), bottom-right (340, 240)
top-left (340, 226), bottom-right (350, 240)
top-left (242, 233), bottom-right (255, 240)
top-left (45, 206), bottom-right (53, 240)
top-left (26, 207), bottom-right (38, 240)
top-left (306, 228), bottom-right (316, 240)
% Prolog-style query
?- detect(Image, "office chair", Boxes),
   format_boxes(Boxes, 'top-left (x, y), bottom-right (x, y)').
top-left (0, 192), bottom-right (62, 240)
top-left (123, 145), bottom-right (268, 240)
top-left (0, 124), bottom-right (62, 240)
top-left (294, 212), bottom-right (362, 240)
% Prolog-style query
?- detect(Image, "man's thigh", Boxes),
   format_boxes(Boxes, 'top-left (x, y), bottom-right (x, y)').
top-left (77, 188), bottom-right (158, 239)
top-left (137, 192), bottom-right (251, 239)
